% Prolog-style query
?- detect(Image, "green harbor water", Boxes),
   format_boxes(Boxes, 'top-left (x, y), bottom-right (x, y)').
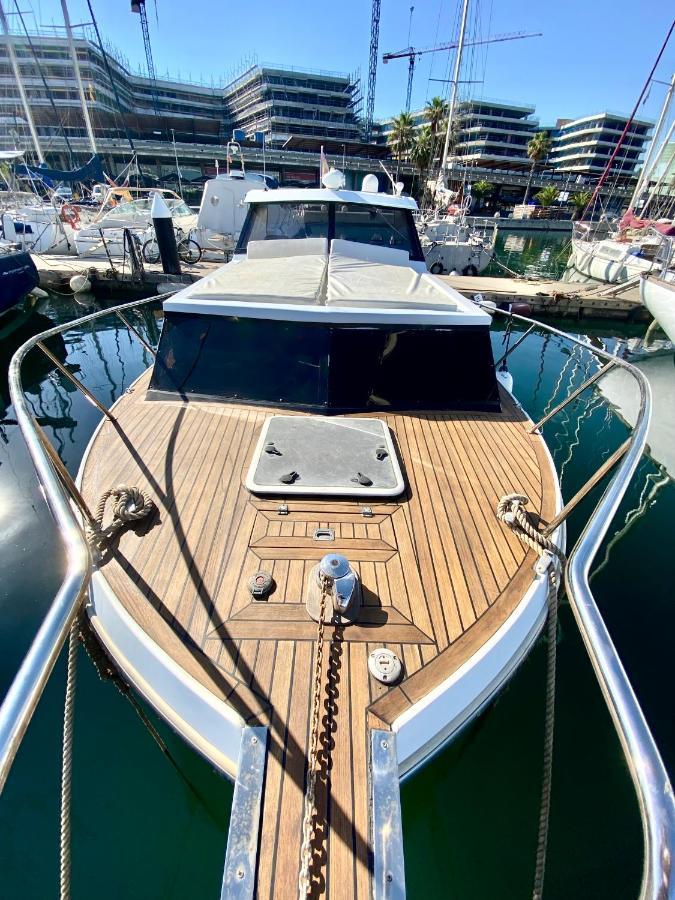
top-left (1, 230), bottom-right (673, 898)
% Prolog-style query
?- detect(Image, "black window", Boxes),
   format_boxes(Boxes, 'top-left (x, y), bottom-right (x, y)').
top-left (149, 315), bottom-right (500, 413)
top-left (333, 203), bottom-right (422, 259)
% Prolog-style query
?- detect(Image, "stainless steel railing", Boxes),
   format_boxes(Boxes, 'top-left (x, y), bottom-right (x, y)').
top-left (488, 306), bottom-right (675, 900)
top-left (0, 294), bottom-right (673, 898)
top-left (0, 292), bottom-right (166, 792)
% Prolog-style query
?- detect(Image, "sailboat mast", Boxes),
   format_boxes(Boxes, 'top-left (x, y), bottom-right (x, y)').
top-left (0, 0), bottom-right (45, 163)
top-left (581, 20), bottom-right (674, 220)
top-left (629, 72), bottom-right (675, 209)
top-left (440, 0), bottom-right (469, 173)
top-left (60, 0), bottom-right (98, 156)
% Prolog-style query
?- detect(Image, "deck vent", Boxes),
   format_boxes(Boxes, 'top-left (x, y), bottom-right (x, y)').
top-left (245, 416), bottom-right (404, 497)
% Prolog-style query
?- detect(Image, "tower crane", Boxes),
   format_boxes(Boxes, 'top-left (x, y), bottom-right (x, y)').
top-left (364, 0), bottom-right (381, 141)
top-left (131, 0), bottom-right (159, 115)
top-left (383, 31), bottom-right (542, 113)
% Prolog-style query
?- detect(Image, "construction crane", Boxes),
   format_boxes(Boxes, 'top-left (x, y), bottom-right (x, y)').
top-left (131, 0), bottom-right (159, 114)
top-left (383, 31), bottom-right (542, 113)
top-left (364, 0), bottom-right (381, 141)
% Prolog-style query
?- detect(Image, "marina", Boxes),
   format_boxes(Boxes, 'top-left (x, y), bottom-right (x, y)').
top-left (0, 0), bottom-right (673, 899)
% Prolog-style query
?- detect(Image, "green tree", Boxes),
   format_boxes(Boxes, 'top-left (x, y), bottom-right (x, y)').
top-left (410, 127), bottom-right (434, 201)
top-left (570, 190), bottom-right (593, 220)
top-left (471, 180), bottom-right (494, 204)
top-left (534, 185), bottom-right (559, 207)
top-left (523, 131), bottom-right (551, 204)
top-left (387, 112), bottom-right (415, 176)
top-left (424, 96), bottom-right (448, 137)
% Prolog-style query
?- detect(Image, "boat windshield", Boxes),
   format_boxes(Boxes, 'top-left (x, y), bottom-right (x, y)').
top-left (236, 201), bottom-right (424, 260)
top-left (243, 202), bottom-right (330, 242)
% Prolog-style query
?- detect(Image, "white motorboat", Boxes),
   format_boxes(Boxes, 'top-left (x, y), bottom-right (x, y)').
top-left (73, 187), bottom-right (196, 258)
top-left (4, 170), bottom-right (673, 900)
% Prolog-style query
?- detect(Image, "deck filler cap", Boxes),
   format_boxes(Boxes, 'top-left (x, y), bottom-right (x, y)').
top-left (245, 416), bottom-right (404, 497)
top-left (368, 648), bottom-right (403, 684)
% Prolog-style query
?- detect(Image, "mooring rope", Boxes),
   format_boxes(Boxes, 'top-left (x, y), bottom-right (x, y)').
top-left (59, 485), bottom-right (156, 899)
top-left (496, 493), bottom-right (566, 900)
top-left (85, 485), bottom-right (156, 556)
top-left (59, 623), bottom-right (78, 900)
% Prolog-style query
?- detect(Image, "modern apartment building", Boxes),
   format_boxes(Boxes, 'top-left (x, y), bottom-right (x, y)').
top-left (548, 113), bottom-right (651, 180)
top-left (0, 32), bottom-right (363, 162)
top-left (375, 98), bottom-right (539, 168)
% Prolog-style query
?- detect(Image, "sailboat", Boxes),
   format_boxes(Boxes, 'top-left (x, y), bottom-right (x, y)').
top-left (569, 66), bottom-right (675, 284)
top-left (415, 0), bottom-right (497, 275)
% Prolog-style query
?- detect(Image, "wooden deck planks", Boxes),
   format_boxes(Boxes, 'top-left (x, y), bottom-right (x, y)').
top-left (81, 376), bottom-right (556, 899)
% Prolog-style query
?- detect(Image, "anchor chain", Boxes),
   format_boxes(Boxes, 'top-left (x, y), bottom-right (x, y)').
top-left (298, 572), bottom-right (332, 897)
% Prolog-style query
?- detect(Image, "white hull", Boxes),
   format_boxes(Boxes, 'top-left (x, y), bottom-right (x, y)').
top-left (641, 275), bottom-right (675, 344)
top-left (571, 237), bottom-right (675, 284)
top-left (423, 241), bottom-right (492, 276)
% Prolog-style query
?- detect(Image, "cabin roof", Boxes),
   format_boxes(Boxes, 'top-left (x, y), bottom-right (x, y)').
top-left (164, 240), bottom-right (490, 326)
top-left (243, 187), bottom-right (419, 210)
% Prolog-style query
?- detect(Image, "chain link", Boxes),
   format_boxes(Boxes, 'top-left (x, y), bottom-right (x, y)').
top-left (298, 572), bottom-right (331, 897)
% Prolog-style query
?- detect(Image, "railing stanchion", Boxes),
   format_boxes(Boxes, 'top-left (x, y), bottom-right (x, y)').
top-left (37, 341), bottom-right (115, 421)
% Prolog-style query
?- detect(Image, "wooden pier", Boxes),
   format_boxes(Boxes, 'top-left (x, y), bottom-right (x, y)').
top-left (441, 274), bottom-right (648, 321)
top-left (32, 254), bottom-right (649, 320)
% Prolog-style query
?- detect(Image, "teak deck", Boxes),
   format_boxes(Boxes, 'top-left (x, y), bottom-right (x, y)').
top-left (80, 370), bottom-right (556, 899)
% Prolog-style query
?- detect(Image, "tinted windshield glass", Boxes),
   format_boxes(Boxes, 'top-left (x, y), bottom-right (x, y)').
top-left (334, 203), bottom-right (417, 255)
top-left (245, 202), bottom-right (329, 242)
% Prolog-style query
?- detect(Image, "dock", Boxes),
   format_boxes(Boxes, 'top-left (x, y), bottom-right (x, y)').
top-left (32, 253), bottom-right (649, 320)
top-left (441, 274), bottom-right (648, 321)
top-left (32, 252), bottom-right (222, 296)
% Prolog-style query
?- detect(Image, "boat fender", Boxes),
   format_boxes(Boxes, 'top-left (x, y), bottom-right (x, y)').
top-left (511, 301), bottom-right (532, 316)
top-left (462, 264), bottom-right (478, 276)
top-left (69, 274), bottom-right (91, 293)
top-left (60, 203), bottom-right (80, 228)
top-left (429, 262), bottom-right (444, 274)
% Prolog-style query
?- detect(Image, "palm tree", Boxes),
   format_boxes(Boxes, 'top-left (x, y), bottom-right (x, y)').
top-left (410, 127), bottom-right (433, 200)
top-left (424, 96), bottom-right (447, 137)
top-left (570, 190), bottom-right (593, 220)
top-left (523, 131), bottom-right (551, 204)
top-left (471, 180), bottom-right (494, 205)
top-left (534, 185), bottom-right (559, 207)
top-left (387, 112), bottom-right (415, 177)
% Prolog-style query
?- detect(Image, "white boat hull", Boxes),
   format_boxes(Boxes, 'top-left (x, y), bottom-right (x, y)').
top-left (641, 275), bottom-right (675, 344)
top-left (571, 237), bottom-right (675, 284)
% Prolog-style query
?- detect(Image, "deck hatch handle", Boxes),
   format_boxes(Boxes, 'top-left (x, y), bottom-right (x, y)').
top-left (313, 527), bottom-right (335, 542)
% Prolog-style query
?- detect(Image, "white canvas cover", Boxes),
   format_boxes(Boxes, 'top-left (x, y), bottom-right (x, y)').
top-left (247, 238), bottom-right (328, 259)
top-left (183, 254), bottom-right (327, 305)
top-left (326, 247), bottom-right (458, 311)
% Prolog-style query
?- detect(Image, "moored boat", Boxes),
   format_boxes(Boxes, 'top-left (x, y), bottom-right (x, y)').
top-left (641, 273), bottom-right (675, 344)
top-left (2, 175), bottom-right (674, 900)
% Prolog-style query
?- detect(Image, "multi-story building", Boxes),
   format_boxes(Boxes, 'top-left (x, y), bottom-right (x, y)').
top-left (374, 98), bottom-right (539, 168)
top-left (0, 30), bottom-right (372, 187)
top-left (548, 113), bottom-right (651, 181)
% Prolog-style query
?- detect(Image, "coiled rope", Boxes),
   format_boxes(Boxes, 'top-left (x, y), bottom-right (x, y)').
top-left (85, 485), bottom-right (156, 556)
top-left (60, 485), bottom-right (155, 900)
top-left (496, 493), bottom-right (565, 900)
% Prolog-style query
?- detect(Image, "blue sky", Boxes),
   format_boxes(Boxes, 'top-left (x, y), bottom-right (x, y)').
top-left (24, 0), bottom-right (675, 126)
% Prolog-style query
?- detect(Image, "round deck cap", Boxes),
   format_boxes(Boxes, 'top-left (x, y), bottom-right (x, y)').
top-left (368, 648), bottom-right (402, 684)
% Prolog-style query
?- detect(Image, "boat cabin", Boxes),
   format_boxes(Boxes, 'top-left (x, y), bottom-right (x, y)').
top-left (149, 185), bottom-right (500, 413)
